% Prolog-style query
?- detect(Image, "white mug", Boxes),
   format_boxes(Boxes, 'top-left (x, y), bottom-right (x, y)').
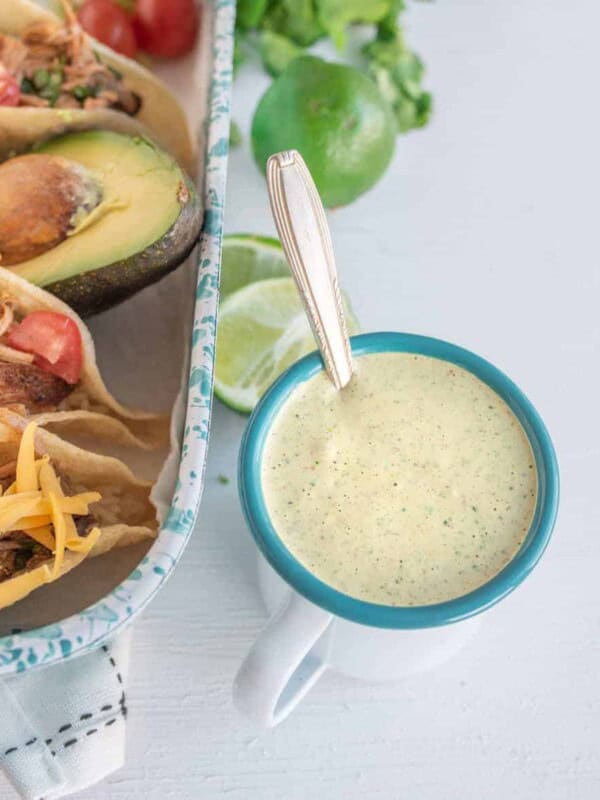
top-left (234, 333), bottom-right (560, 727)
top-left (234, 555), bottom-right (482, 727)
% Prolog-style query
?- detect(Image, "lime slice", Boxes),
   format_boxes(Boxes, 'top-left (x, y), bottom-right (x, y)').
top-left (221, 234), bottom-right (289, 300)
top-left (215, 277), bottom-right (359, 413)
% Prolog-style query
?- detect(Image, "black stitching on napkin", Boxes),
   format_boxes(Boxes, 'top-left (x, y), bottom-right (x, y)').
top-left (2, 700), bottom-right (124, 759)
top-left (53, 717), bottom-right (117, 751)
top-left (102, 644), bottom-right (124, 687)
top-left (102, 643), bottom-right (127, 711)
top-left (2, 643), bottom-right (128, 759)
top-left (119, 691), bottom-right (127, 719)
top-left (5, 717), bottom-right (121, 757)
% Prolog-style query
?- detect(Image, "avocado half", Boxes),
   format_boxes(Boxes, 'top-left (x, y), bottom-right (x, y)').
top-left (8, 131), bottom-right (202, 316)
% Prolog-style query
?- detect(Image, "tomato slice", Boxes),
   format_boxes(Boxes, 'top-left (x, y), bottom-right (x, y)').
top-left (7, 312), bottom-right (83, 385)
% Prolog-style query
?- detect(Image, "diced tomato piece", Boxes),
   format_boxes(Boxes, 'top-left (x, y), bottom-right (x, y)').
top-left (0, 69), bottom-right (20, 107)
top-left (7, 312), bottom-right (83, 385)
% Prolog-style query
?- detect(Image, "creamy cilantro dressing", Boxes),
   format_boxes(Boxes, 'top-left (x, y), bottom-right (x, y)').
top-left (261, 352), bottom-right (537, 606)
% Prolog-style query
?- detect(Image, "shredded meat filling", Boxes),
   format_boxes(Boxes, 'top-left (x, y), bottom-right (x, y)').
top-left (0, 473), bottom-right (99, 584)
top-left (0, 361), bottom-right (73, 412)
top-left (0, 533), bottom-right (51, 582)
top-left (0, 10), bottom-right (140, 114)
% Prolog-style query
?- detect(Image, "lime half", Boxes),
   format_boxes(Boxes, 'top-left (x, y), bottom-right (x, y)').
top-left (215, 277), bottom-right (359, 413)
top-left (220, 234), bottom-right (289, 300)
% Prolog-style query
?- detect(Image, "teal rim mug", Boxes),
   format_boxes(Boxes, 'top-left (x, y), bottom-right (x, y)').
top-left (234, 332), bottom-right (560, 726)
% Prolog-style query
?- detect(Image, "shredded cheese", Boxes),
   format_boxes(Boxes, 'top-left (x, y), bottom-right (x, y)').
top-left (38, 460), bottom-right (62, 496)
top-left (6, 514), bottom-right (51, 532)
top-left (0, 564), bottom-right (52, 607)
top-left (66, 526), bottom-right (102, 554)
top-left (23, 525), bottom-right (55, 551)
top-left (16, 422), bottom-right (39, 493)
top-left (0, 423), bottom-right (103, 590)
top-left (0, 496), bottom-right (50, 531)
top-left (48, 491), bottom-right (66, 578)
top-left (0, 493), bottom-right (101, 529)
top-left (64, 513), bottom-right (78, 544)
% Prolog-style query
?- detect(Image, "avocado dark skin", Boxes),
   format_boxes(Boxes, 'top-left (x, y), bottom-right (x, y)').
top-left (3, 132), bottom-right (203, 317)
top-left (47, 175), bottom-right (202, 317)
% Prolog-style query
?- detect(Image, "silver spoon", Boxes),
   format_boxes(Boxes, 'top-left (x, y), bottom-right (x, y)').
top-left (266, 150), bottom-right (353, 391)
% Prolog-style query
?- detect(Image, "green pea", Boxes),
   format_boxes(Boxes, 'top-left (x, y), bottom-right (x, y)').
top-left (32, 68), bottom-right (49, 89)
top-left (72, 85), bottom-right (91, 100)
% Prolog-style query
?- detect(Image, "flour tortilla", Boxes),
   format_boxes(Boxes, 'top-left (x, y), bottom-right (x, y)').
top-left (0, 0), bottom-right (195, 174)
top-left (0, 409), bottom-right (158, 610)
top-left (0, 267), bottom-right (168, 449)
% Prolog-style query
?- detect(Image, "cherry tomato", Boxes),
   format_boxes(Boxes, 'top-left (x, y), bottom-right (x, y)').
top-left (0, 69), bottom-right (20, 107)
top-left (133, 0), bottom-right (200, 59)
top-left (8, 312), bottom-right (83, 385)
top-left (77, 0), bottom-right (138, 59)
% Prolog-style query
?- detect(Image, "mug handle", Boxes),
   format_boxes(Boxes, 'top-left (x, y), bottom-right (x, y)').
top-left (233, 590), bottom-right (334, 727)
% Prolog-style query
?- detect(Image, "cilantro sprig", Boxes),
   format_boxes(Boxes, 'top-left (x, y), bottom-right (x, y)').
top-left (234, 0), bottom-right (432, 135)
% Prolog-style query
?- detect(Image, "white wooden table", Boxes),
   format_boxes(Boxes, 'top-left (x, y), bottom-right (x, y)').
top-left (3, 0), bottom-right (599, 797)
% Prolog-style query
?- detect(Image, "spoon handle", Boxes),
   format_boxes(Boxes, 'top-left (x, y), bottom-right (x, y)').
top-left (266, 150), bottom-right (353, 391)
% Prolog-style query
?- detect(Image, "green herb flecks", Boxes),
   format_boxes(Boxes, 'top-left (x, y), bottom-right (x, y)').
top-left (38, 69), bottom-right (64, 106)
top-left (32, 68), bottom-right (49, 90)
top-left (72, 84), bottom-right (97, 101)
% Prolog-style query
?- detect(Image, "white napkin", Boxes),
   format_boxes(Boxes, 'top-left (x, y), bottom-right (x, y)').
top-left (0, 630), bottom-right (131, 800)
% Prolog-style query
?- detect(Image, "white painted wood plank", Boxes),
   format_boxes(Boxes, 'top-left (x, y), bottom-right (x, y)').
top-left (2, 0), bottom-right (599, 797)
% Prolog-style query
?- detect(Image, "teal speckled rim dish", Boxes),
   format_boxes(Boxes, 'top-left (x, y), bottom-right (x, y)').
top-left (0, 0), bottom-right (235, 676)
top-left (239, 332), bottom-right (560, 629)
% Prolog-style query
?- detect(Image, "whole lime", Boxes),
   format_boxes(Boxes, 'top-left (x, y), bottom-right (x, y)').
top-left (251, 56), bottom-right (396, 207)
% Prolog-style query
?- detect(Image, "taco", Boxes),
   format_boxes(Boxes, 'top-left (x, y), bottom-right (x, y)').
top-left (0, 413), bottom-right (157, 610)
top-left (0, 0), bottom-right (194, 174)
top-left (0, 266), bottom-right (168, 449)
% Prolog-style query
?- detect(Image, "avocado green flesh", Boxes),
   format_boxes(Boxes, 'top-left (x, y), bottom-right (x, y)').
top-left (9, 131), bottom-right (201, 315)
